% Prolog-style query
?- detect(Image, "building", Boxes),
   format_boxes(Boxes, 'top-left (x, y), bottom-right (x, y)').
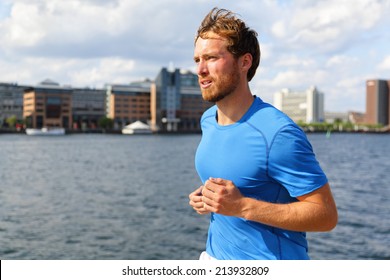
top-left (3, 67), bottom-right (214, 133)
top-left (72, 87), bottom-right (106, 130)
top-left (0, 82), bottom-right (26, 127)
top-left (274, 86), bottom-right (325, 123)
top-left (106, 79), bottom-right (152, 129)
top-left (348, 111), bottom-right (366, 124)
top-left (324, 111), bottom-right (349, 123)
top-left (151, 67), bottom-right (212, 132)
top-left (366, 79), bottom-right (390, 126)
top-left (23, 79), bottom-right (73, 129)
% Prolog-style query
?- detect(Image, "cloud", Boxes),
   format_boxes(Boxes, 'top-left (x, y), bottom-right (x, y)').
top-left (271, 21), bottom-right (286, 38)
top-left (274, 55), bottom-right (315, 68)
top-left (267, 69), bottom-right (328, 90)
top-left (0, 0), bottom-right (209, 85)
top-left (0, 0), bottom-right (389, 113)
top-left (68, 57), bottom-right (138, 87)
top-left (0, 56), bottom-right (138, 87)
top-left (377, 56), bottom-right (390, 71)
top-left (269, 0), bottom-right (387, 54)
top-left (0, 0), bottom-right (202, 59)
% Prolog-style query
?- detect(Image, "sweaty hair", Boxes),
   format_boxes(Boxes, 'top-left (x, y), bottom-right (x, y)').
top-left (195, 7), bottom-right (260, 81)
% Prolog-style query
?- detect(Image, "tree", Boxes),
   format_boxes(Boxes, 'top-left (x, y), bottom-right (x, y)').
top-left (5, 115), bottom-right (17, 128)
top-left (98, 117), bottom-right (113, 130)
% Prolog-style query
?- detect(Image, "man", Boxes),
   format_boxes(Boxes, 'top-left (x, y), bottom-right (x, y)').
top-left (189, 7), bottom-right (338, 260)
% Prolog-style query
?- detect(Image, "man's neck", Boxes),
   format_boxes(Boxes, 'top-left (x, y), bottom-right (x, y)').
top-left (216, 89), bottom-right (254, 126)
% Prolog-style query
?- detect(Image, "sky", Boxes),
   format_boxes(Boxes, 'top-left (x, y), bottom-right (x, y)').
top-left (0, 0), bottom-right (390, 113)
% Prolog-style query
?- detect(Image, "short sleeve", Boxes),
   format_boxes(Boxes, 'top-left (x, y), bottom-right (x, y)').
top-left (268, 124), bottom-right (328, 197)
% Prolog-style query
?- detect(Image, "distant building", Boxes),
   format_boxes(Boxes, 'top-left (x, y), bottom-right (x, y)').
top-left (0, 82), bottom-right (27, 126)
top-left (0, 67), bottom-right (222, 133)
top-left (348, 111), bottom-right (366, 124)
top-left (324, 111), bottom-right (349, 123)
top-left (151, 67), bottom-right (212, 132)
top-left (23, 79), bottom-right (73, 129)
top-left (106, 79), bottom-right (152, 129)
top-left (72, 87), bottom-right (106, 130)
top-left (366, 79), bottom-right (390, 126)
top-left (274, 86), bottom-right (324, 123)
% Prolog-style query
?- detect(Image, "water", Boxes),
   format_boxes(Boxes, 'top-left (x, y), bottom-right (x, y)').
top-left (0, 133), bottom-right (389, 260)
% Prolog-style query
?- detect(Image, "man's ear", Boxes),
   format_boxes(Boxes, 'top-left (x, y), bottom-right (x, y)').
top-left (240, 53), bottom-right (253, 72)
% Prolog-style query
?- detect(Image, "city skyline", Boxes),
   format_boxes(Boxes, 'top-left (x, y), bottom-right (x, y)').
top-left (1, 0), bottom-right (390, 113)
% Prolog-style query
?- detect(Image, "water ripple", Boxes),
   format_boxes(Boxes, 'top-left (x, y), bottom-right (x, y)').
top-left (0, 133), bottom-right (389, 259)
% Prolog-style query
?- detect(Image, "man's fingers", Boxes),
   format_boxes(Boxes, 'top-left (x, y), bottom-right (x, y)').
top-left (202, 195), bottom-right (217, 209)
top-left (209, 177), bottom-right (227, 185)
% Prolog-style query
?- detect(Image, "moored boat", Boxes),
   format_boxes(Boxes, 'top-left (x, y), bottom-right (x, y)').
top-left (25, 127), bottom-right (66, 136)
top-left (121, 121), bottom-right (152, 135)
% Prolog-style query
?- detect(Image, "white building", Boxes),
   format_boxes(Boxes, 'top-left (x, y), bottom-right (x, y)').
top-left (274, 86), bottom-right (325, 123)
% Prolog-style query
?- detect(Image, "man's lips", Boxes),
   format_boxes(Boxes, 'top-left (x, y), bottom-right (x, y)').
top-left (199, 79), bottom-right (212, 89)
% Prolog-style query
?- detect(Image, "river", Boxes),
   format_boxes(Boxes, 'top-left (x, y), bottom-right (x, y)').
top-left (0, 133), bottom-right (389, 259)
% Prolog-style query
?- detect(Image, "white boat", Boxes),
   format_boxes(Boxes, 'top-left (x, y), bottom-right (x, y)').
top-left (25, 127), bottom-right (66, 136)
top-left (121, 121), bottom-right (152, 135)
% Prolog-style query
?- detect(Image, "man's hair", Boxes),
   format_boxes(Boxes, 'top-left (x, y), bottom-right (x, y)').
top-left (195, 7), bottom-right (260, 81)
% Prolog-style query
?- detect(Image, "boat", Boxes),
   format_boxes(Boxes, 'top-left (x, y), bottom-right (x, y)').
top-left (25, 127), bottom-right (66, 136)
top-left (121, 121), bottom-right (152, 135)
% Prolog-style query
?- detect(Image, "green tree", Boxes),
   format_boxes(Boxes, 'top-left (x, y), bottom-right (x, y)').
top-left (98, 117), bottom-right (113, 130)
top-left (5, 115), bottom-right (17, 128)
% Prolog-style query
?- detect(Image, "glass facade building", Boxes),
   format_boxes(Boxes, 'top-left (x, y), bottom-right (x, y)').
top-left (0, 83), bottom-right (26, 127)
top-left (151, 67), bottom-right (212, 132)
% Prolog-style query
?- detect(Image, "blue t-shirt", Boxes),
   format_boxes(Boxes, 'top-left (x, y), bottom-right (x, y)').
top-left (195, 96), bottom-right (328, 260)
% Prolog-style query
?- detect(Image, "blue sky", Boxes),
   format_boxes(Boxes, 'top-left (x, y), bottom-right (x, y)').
top-left (1, 0), bottom-right (389, 113)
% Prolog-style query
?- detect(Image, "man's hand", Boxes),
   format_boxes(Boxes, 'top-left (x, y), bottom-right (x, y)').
top-left (189, 186), bottom-right (211, 215)
top-left (201, 177), bottom-right (244, 216)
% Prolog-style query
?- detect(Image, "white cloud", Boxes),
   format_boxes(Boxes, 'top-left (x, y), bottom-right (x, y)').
top-left (326, 55), bottom-right (354, 67)
top-left (271, 69), bottom-right (328, 89)
top-left (0, 0), bottom-right (389, 113)
top-left (271, 0), bottom-right (387, 54)
top-left (0, 0), bottom-right (202, 60)
top-left (0, 56), bottom-right (138, 87)
top-left (336, 77), bottom-right (364, 89)
top-left (271, 21), bottom-right (286, 38)
top-left (68, 57), bottom-right (137, 87)
top-left (377, 56), bottom-right (390, 70)
top-left (0, 2), bottom-right (45, 47)
top-left (274, 55), bottom-right (315, 68)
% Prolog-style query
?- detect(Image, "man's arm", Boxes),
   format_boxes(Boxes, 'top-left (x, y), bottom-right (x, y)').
top-left (201, 177), bottom-right (338, 232)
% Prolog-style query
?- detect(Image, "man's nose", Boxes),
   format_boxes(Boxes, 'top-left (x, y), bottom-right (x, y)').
top-left (197, 60), bottom-right (208, 76)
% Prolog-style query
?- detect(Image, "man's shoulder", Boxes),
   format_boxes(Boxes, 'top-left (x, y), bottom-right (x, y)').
top-left (200, 104), bottom-right (217, 122)
top-left (250, 98), bottom-right (295, 128)
top-left (247, 97), bottom-right (302, 140)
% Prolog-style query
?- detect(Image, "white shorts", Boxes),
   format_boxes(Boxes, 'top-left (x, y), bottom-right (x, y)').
top-left (199, 251), bottom-right (217, 260)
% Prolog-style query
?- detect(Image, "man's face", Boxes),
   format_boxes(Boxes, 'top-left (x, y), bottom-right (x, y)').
top-left (194, 34), bottom-right (240, 103)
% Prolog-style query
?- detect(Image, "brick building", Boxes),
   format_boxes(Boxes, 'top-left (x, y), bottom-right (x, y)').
top-left (23, 80), bottom-right (72, 129)
top-left (366, 79), bottom-right (390, 126)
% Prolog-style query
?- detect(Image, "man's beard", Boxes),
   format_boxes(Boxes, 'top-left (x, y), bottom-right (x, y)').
top-left (200, 66), bottom-right (240, 103)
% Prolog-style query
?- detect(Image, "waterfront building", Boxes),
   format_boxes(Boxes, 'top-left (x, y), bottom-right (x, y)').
top-left (324, 111), bottom-right (349, 123)
top-left (274, 86), bottom-right (325, 123)
top-left (0, 82), bottom-right (27, 127)
top-left (23, 79), bottom-right (73, 129)
top-left (106, 80), bottom-right (152, 129)
top-left (151, 67), bottom-right (212, 132)
top-left (348, 111), bottom-right (366, 124)
top-left (366, 79), bottom-right (390, 126)
top-left (72, 87), bottom-right (106, 130)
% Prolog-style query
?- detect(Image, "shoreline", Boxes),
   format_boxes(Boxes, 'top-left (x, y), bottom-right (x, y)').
top-left (1, 128), bottom-right (389, 135)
